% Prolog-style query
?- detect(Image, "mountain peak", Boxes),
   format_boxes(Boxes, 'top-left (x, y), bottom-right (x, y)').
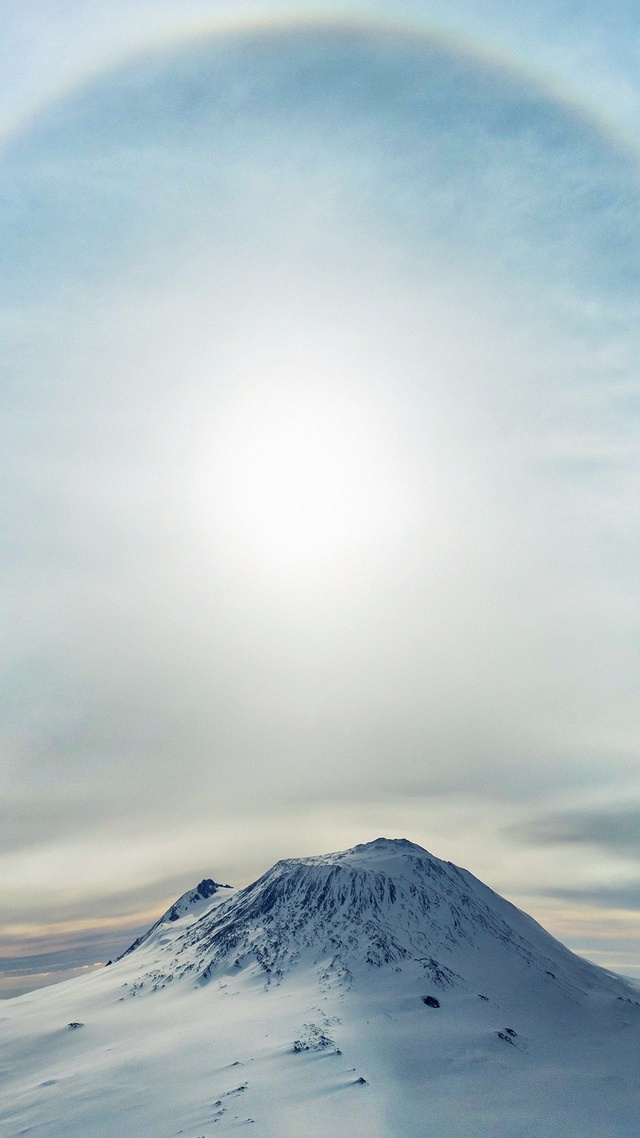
top-left (330, 836), bottom-right (435, 865)
top-left (268, 836), bottom-right (436, 875)
top-left (353, 836), bottom-right (425, 850)
top-left (345, 836), bottom-right (431, 855)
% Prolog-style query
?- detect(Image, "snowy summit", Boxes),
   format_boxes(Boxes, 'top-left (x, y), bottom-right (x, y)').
top-left (2, 837), bottom-right (639, 1137)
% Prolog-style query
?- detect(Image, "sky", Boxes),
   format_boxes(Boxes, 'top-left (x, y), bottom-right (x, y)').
top-left (2, 0), bottom-right (640, 997)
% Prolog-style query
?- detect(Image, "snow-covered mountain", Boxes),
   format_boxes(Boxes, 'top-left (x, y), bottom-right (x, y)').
top-left (2, 838), bottom-right (639, 1138)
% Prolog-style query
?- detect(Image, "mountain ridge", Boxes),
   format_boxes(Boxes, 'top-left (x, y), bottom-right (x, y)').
top-left (119, 877), bottom-right (235, 958)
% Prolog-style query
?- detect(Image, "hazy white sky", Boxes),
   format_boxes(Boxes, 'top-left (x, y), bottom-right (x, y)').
top-left (3, 0), bottom-right (640, 995)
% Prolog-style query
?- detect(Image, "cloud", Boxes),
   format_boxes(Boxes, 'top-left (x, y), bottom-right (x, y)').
top-left (2, 34), bottom-right (639, 815)
top-left (507, 808), bottom-right (640, 856)
top-left (4, 26), bottom-right (640, 304)
top-left (3, 23), bottom-right (640, 988)
top-left (541, 882), bottom-right (640, 911)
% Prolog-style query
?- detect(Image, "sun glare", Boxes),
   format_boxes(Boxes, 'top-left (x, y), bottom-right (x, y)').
top-left (203, 381), bottom-right (402, 576)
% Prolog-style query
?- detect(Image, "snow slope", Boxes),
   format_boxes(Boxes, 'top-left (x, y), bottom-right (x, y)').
top-left (2, 837), bottom-right (639, 1138)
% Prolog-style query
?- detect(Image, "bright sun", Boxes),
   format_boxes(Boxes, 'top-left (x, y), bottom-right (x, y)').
top-left (204, 381), bottom-right (402, 576)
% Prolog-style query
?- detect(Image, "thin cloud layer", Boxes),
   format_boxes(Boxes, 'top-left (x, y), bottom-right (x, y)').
top-left (3, 19), bottom-right (640, 991)
top-left (510, 807), bottom-right (640, 855)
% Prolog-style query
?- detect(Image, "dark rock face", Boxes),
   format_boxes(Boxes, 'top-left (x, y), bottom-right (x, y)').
top-left (196, 879), bottom-right (220, 899)
top-left (422, 996), bottom-right (440, 1008)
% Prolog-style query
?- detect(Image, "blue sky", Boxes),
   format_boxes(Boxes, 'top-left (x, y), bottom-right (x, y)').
top-left (2, 1), bottom-right (640, 995)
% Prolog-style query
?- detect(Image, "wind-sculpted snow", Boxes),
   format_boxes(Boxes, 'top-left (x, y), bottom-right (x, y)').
top-left (3, 838), bottom-right (640, 1138)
